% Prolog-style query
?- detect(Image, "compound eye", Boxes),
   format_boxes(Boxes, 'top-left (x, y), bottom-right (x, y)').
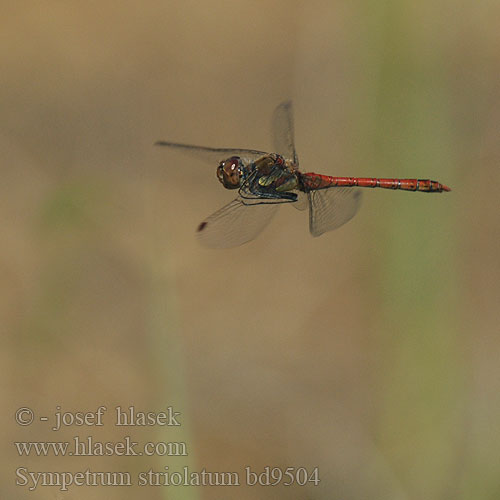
top-left (224, 157), bottom-right (239, 173)
top-left (217, 156), bottom-right (241, 189)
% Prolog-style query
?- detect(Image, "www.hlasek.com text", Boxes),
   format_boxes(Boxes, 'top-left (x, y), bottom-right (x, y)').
top-left (15, 436), bottom-right (187, 457)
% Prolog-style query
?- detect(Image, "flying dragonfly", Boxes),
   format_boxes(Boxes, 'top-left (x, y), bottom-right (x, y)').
top-left (156, 101), bottom-right (450, 248)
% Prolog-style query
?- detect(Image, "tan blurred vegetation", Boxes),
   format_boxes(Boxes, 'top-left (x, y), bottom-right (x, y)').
top-left (2, 1), bottom-right (500, 499)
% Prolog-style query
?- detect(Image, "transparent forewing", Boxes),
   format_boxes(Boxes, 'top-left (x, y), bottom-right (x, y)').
top-left (308, 187), bottom-right (363, 237)
top-left (196, 198), bottom-right (279, 248)
top-left (155, 141), bottom-right (269, 165)
top-left (271, 101), bottom-right (298, 165)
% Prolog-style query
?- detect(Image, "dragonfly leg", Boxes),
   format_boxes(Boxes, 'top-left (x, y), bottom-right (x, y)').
top-left (238, 188), bottom-right (297, 205)
top-left (239, 180), bottom-right (298, 203)
top-left (240, 197), bottom-right (297, 206)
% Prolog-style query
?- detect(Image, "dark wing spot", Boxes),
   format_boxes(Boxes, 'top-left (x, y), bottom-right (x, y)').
top-left (197, 221), bottom-right (208, 232)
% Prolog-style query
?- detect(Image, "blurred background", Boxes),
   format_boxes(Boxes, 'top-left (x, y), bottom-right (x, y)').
top-left (2, 1), bottom-right (499, 499)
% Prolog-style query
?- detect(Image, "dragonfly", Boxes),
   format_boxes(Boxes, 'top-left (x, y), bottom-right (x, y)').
top-left (156, 101), bottom-right (450, 248)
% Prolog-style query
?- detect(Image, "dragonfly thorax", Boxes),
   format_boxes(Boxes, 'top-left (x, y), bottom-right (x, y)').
top-left (217, 156), bottom-right (242, 190)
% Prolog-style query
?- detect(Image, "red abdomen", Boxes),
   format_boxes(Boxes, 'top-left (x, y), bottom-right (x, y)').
top-left (301, 173), bottom-right (451, 193)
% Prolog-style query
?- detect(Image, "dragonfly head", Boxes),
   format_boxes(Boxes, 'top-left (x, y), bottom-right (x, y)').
top-left (217, 156), bottom-right (242, 190)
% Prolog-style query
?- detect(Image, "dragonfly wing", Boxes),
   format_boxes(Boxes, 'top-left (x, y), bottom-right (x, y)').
top-left (196, 198), bottom-right (279, 248)
top-left (291, 191), bottom-right (308, 210)
top-left (155, 141), bottom-right (270, 165)
top-left (271, 101), bottom-right (298, 164)
top-left (308, 187), bottom-right (363, 237)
